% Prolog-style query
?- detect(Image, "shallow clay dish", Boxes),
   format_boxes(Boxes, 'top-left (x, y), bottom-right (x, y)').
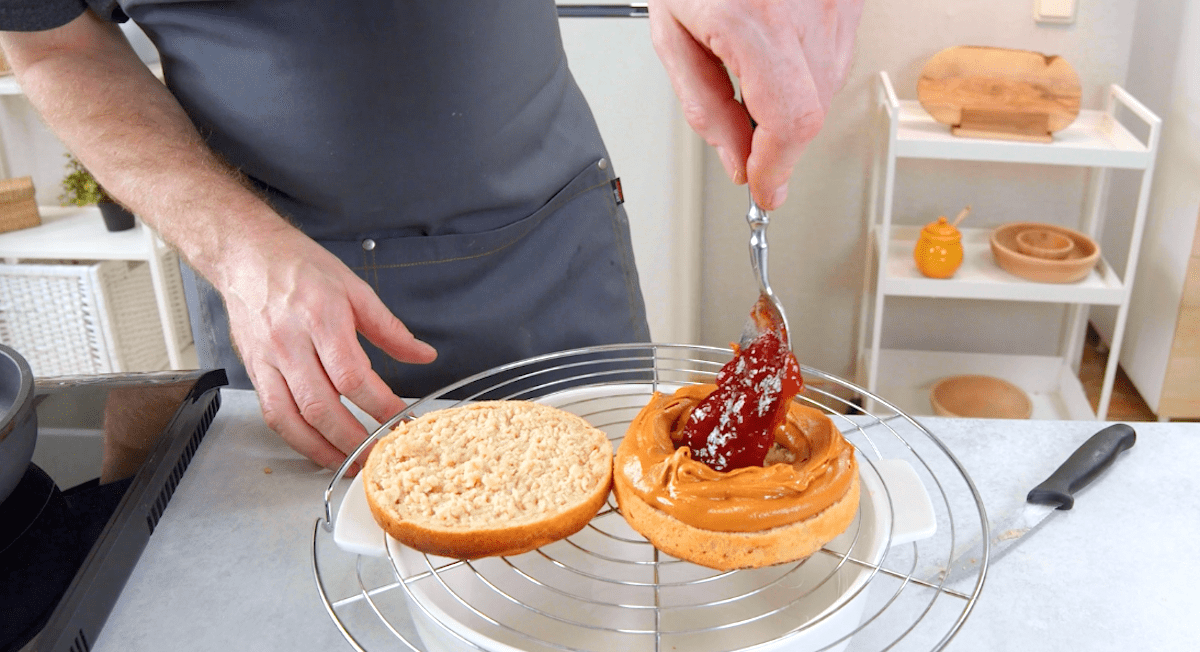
top-left (930, 375), bottom-right (1032, 419)
top-left (990, 222), bottom-right (1100, 283)
top-left (1015, 228), bottom-right (1074, 260)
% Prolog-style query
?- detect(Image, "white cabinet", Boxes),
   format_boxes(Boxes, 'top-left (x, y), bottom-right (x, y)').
top-left (856, 72), bottom-right (1160, 420)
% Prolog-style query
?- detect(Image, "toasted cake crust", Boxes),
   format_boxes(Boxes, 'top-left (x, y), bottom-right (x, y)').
top-left (613, 470), bottom-right (859, 570)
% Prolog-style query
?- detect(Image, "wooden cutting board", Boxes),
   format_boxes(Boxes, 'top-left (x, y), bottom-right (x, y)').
top-left (917, 46), bottom-right (1082, 142)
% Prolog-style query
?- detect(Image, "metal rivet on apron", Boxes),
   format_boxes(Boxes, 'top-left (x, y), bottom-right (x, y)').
top-left (597, 158), bottom-right (608, 170)
top-left (362, 238), bottom-right (376, 251)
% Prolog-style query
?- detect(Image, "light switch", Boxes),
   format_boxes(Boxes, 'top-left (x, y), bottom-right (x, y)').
top-left (1035, 0), bottom-right (1076, 23)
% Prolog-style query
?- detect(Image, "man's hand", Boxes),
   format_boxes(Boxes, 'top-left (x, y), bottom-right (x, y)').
top-left (648, 0), bottom-right (864, 210)
top-left (218, 226), bottom-right (437, 475)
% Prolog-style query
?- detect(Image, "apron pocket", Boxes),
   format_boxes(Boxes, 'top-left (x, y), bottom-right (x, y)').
top-left (320, 159), bottom-right (650, 397)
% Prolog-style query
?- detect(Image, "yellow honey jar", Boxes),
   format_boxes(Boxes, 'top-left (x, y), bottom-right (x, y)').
top-left (913, 216), bottom-right (963, 278)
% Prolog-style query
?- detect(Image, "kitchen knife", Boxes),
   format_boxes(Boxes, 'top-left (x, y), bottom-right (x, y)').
top-left (940, 423), bottom-right (1136, 585)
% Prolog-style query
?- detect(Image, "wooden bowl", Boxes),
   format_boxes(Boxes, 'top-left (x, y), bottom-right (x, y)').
top-left (930, 375), bottom-right (1032, 419)
top-left (1015, 228), bottom-right (1074, 260)
top-left (990, 222), bottom-right (1100, 283)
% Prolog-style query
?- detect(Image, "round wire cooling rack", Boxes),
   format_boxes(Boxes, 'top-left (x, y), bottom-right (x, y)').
top-left (313, 344), bottom-right (989, 652)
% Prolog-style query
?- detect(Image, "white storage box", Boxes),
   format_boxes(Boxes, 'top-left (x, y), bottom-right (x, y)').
top-left (0, 259), bottom-right (182, 376)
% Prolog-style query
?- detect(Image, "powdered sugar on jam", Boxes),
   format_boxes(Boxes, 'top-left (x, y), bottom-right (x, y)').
top-left (677, 325), bottom-right (802, 472)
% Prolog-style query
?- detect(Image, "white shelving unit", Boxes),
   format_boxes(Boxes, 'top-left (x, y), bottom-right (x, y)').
top-left (856, 71), bottom-right (1161, 420)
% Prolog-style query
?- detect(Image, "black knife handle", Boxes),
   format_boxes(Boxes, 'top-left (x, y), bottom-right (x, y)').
top-left (1027, 424), bottom-right (1136, 510)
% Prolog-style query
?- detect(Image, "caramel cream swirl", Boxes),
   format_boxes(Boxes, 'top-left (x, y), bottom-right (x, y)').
top-left (618, 385), bottom-right (858, 533)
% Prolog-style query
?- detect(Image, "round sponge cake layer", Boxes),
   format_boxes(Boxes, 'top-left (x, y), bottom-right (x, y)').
top-left (363, 401), bottom-right (613, 559)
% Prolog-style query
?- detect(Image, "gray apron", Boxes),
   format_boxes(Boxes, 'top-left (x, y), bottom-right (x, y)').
top-left (116, 0), bottom-right (650, 396)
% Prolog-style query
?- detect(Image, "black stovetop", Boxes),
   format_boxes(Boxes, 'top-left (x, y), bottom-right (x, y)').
top-left (0, 370), bottom-right (225, 652)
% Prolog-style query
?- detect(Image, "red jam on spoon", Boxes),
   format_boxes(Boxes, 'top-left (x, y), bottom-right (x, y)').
top-left (677, 306), bottom-right (803, 472)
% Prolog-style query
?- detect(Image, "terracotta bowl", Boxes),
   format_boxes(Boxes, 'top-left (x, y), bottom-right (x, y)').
top-left (929, 375), bottom-right (1032, 419)
top-left (1015, 228), bottom-right (1074, 260)
top-left (990, 222), bottom-right (1100, 283)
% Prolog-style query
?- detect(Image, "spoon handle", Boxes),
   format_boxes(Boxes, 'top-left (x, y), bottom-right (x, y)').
top-left (744, 191), bottom-right (791, 349)
top-left (747, 199), bottom-right (771, 297)
top-left (951, 204), bottom-right (972, 227)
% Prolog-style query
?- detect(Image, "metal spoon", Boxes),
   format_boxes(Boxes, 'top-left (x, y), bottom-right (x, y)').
top-left (739, 192), bottom-right (791, 349)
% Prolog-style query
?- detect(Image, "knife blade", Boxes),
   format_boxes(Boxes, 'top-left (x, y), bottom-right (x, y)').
top-left (940, 423), bottom-right (1137, 585)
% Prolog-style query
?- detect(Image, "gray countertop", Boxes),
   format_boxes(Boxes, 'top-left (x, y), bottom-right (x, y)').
top-left (91, 389), bottom-right (1200, 651)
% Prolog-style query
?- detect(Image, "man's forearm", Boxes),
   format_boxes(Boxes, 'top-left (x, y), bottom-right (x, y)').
top-left (0, 11), bottom-right (295, 292)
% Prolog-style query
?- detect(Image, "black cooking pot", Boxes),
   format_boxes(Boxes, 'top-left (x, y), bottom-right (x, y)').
top-left (0, 344), bottom-right (36, 504)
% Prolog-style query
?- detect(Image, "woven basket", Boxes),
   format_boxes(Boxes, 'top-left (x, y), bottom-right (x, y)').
top-left (0, 176), bottom-right (40, 234)
top-left (0, 260), bottom-right (174, 376)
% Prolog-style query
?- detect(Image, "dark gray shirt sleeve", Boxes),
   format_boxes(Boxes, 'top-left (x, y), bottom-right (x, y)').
top-left (0, 0), bottom-right (126, 31)
top-left (0, 0), bottom-right (86, 30)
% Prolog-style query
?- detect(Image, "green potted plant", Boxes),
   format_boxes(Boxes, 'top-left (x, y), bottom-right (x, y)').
top-left (60, 154), bottom-right (135, 231)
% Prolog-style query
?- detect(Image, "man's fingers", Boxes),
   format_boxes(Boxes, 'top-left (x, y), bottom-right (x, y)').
top-left (650, 1), bottom-right (815, 206)
top-left (648, 0), bottom-right (865, 211)
top-left (743, 64), bottom-right (823, 210)
top-left (350, 282), bottom-right (437, 367)
top-left (255, 365), bottom-right (359, 474)
top-left (650, 10), bottom-right (753, 184)
top-left (268, 339), bottom-right (375, 464)
top-left (307, 295), bottom-right (410, 426)
top-left (737, 22), bottom-right (824, 211)
top-left (331, 366), bottom-right (407, 430)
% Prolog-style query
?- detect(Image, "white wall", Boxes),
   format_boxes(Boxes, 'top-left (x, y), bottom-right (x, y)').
top-left (0, 96), bottom-right (69, 204)
top-left (560, 12), bottom-right (702, 345)
top-left (694, 0), bottom-right (1141, 380)
top-left (1094, 0), bottom-right (1200, 409)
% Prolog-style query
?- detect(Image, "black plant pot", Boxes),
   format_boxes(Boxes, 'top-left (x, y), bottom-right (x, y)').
top-left (98, 201), bottom-right (136, 232)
